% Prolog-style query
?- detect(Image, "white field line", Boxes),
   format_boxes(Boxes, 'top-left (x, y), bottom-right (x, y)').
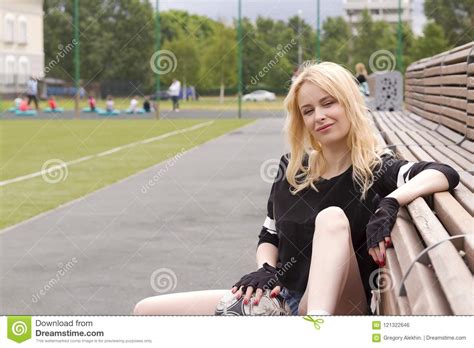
top-left (0, 121), bottom-right (214, 187)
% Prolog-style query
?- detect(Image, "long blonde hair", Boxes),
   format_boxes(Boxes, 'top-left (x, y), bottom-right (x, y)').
top-left (284, 61), bottom-right (391, 200)
top-left (355, 62), bottom-right (368, 77)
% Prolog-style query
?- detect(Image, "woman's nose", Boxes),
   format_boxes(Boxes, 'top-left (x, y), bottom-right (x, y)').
top-left (313, 107), bottom-right (326, 121)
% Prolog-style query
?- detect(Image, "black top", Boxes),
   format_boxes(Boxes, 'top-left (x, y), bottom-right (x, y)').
top-left (356, 74), bottom-right (367, 84)
top-left (257, 153), bottom-right (460, 309)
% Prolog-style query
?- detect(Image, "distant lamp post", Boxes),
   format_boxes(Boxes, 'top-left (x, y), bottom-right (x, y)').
top-left (154, 0), bottom-right (161, 120)
top-left (73, 0), bottom-right (80, 119)
top-left (397, 0), bottom-right (403, 71)
top-left (316, 0), bottom-right (320, 62)
top-left (237, 0), bottom-right (242, 119)
top-left (298, 9), bottom-right (303, 66)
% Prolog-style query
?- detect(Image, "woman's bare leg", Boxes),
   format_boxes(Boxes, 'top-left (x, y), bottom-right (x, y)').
top-left (134, 289), bottom-right (231, 315)
top-left (298, 206), bottom-right (368, 315)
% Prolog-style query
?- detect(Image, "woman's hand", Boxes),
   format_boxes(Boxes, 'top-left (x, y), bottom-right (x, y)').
top-left (366, 197), bottom-right (400, 267)
top-left (230, 263), bottom-right (281, 305)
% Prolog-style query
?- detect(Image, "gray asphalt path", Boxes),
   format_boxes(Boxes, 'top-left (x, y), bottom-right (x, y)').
top-left (0, 118), bottom-right (286, 314)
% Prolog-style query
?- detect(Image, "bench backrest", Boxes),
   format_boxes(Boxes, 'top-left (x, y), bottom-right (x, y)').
top-left (405, 42), bottom-right (474, 140)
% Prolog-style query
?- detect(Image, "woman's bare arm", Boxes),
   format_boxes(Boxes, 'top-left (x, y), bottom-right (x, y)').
top-left (256, 242), bottom-right (278, 268)
top-left (386, 169), bottom-right (451, 205)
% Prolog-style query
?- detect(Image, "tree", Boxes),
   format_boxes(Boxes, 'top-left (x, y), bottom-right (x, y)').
top-left (100, 0), bottom-right (155, 89)
top-left (201, 24), bottom-right (237, 102)
top-left (412, 22), bottom-right (450, 61)
top-left (320, 17), bottom-right (351, 66)
top-left (161, 34), bottom-right (200, 92)
top-left (352, 10), bottom-right (397, 74)
top-left (44, 0), bottom-right (154, 90)
top-left (43, 0), bottom-right (105, 83)
top-left (424, 0), bottom-right (473, 46)
top-left (287, 15), bottom-right (316, 66)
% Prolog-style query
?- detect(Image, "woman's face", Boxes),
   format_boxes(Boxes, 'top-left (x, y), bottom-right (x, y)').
top-left (297, 81), bottom-right (351, 147)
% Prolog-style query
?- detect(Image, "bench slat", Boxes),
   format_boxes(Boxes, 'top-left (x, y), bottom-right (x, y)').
top-left (391, 112), bottom-right (472, 171)
top-left (423, 75), bottom-right (467, 86)
top-left (407, 200), bottom-right (473, 315)
top-left (433, 192), bottom-right (474, 272)
top-left (442, 62), bottom-right (468, 75)
top-left (373, 112), bottom-right (474, 215)
top-left (423, 95), bottom-right (467, 111)
top-left (391, 208), bottom-right (452, 315)
top-left (382, 249), bottom-right (412, 315)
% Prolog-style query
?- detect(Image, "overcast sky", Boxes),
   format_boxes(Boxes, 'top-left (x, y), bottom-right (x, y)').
top-left (155, 0), bottom-right (427, 35)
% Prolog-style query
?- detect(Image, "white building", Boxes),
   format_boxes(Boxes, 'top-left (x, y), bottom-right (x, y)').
top-left (343, 0), bottom-right (412, 32)
top-left (0, 0), bottom-right (44, 96)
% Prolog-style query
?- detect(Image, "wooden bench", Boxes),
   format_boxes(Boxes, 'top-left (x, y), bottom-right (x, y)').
top-left (369, 41), bottom-right (473, 315)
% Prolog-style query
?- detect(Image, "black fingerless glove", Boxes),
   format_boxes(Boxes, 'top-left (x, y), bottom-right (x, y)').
top-left (232, 263), bottom-right (281, 292)
top-left (366, 197), bottom-right (400, 250)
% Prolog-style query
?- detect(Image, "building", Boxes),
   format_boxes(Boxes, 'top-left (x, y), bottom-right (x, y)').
top-left (0, 0), bottom-right (44, 97)
top-left (343, 0), bottom-right (412, 32)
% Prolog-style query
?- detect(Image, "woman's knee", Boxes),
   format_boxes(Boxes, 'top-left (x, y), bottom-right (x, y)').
top-left (133, 296), bottom-right (158, 315)
top-left (315, 206), bottom-right (350, 233)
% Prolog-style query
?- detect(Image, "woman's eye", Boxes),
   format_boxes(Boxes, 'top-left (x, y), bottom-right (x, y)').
top-left (303, 109), bottom-right (313, 115)
top-left (323, 101), bottom-right (334, 107)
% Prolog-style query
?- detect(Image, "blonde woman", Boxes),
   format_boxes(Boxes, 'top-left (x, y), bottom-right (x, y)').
top-left (134, 62), bottom-right (459, 316)
top-left (355, 62), bottom-right (370, 96)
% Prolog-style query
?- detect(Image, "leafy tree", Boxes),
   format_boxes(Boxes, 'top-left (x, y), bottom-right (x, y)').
top-left (412, 22), bottom-right (450, 61)
top-left (43, 0), bottom-right (106, 83)
top-left (200, 24), bottom-right (237, 102)
top-left (161, 34), bottom-right (200, 91)
top-left (100, 0), bottom-right (155, 88)
top-left (320, 17), bottom-right (351, 66)
top-left (352, 10), bottom-right (397, 74)
top-left (424, 0), bottom-right (473, 46)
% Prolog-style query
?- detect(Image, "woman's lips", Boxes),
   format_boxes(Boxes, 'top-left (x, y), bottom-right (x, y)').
top-left (316, 123), bottom-right (334, 132)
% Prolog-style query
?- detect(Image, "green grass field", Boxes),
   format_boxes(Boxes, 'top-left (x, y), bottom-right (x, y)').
top-left (0, 118), bottom-right (254, 229)
top-left (1, 96), bottom-right (285, 112)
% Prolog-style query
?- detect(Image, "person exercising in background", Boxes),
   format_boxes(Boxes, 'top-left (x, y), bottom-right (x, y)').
top-left (133, 62), bottom-right (459, 316)
top-left (168, 79), bottom-right (181, 112)
top-left (48, 96), bottom-right (57, 111)
top-left (88, 95), bottom-right (96, 112)
top-left (26, 76), bottom-right (39, 110)
top-left (105, 95), bottom-right (114, 112)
